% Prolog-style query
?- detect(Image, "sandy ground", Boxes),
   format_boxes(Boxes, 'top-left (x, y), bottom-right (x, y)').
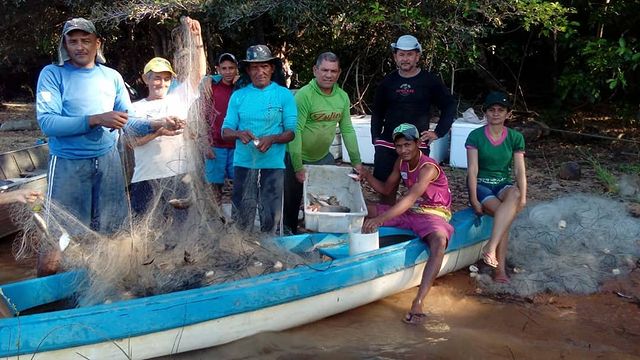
top-left (159, 269), bottom-right (640, 359)
top-left (0, 103), bottom-right (42, 152)
top-left (1, 101), bottom-right (640, 358)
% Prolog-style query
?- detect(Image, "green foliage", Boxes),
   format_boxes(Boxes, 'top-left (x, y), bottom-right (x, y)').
top-left (618, 164), bottom-right (640, 176)
top-left (1, 0), bottom-right (639, 119)
top-left (559, 35), bottom-right (640, 103)
top-left (70, 0), bottom-right (203, 25)
top-left (514, 0), bottom-right (574, 36)
top-left (556, 0), bottom-right (640, 104)
top-left (584, 154), bottom-right (618, 193)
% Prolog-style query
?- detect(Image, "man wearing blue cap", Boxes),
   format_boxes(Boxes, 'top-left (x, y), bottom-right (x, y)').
top-left (371, 34), bottom-right (456, 204)
top-left (222, 45), bottom-right (297, 233)
top-left (35, 18), bottom-right (182, 275)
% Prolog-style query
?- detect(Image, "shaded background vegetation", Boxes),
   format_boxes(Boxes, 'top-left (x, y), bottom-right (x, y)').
top-left (0, 0), bottom-right (638, 125)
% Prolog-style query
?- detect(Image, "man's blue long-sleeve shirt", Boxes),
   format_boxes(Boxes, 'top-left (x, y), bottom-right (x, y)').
top-left (36, 62), bottom-right (151, 159)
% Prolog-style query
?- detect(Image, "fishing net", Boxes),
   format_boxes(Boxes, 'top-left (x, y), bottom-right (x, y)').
top-left (476, 194), bottom-right (640, 297)
top-left (11, 17), bottom-right (321, 307)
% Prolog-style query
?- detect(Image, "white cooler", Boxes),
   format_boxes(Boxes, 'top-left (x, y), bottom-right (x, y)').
top-left (449, 119), bottom-right (485, 168)
top-left (341, 115), bottom-right (375, 164)
top-left (427, 122), bottom-right (450, 164)
top-left (340, 117), bottom-right (451, 165)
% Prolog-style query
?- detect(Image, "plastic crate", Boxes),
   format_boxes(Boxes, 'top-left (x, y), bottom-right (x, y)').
top-left (303, 165), bottom-right (368, 233)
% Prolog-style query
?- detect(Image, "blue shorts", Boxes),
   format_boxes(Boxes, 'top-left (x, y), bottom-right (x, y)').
top-left (475, 182), bottom-right (512, 204)
top-left (205, 147), bottom-right (234, 184)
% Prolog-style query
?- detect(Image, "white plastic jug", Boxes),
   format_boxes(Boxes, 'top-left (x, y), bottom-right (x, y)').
top-left (349, 231), bottom-right (379, 255)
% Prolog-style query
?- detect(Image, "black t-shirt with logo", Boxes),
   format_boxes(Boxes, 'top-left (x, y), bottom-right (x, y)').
top-left (371, 70), bottom-right (455, 144)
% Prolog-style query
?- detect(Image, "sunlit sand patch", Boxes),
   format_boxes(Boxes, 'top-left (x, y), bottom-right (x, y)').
top-left (423, 337), bottom-right (448, 344)
top-left (423, 319), bottom-right (451, 333)
top-left (421, 312), bottom-right (450, 333)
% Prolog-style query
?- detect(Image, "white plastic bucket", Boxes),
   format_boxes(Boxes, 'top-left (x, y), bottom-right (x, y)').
top-left (349, 231), bottom-right (379, 255)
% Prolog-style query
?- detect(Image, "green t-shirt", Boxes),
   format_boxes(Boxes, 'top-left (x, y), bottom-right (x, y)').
top-left (465, 125), bottom-right (525, 184)
top-left (287, 79), bottom-right (361, 172)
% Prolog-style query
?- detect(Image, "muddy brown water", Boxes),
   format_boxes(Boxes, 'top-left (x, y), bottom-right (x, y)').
top-left (1, 237), bottom-right (639, 359)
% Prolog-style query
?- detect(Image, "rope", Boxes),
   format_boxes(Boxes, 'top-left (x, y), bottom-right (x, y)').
top-left (543, 127), bottom-right (640, 145)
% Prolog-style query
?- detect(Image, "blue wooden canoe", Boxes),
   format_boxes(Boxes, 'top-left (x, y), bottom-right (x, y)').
top-left (0, 209), bottom-right (492, 359)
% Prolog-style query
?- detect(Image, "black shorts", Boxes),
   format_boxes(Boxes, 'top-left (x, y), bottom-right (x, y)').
top-left (373, 145), bottom-right (430, 182)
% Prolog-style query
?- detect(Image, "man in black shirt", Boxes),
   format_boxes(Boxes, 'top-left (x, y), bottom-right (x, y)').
top-left (370, 34), bottom-right (455, 204)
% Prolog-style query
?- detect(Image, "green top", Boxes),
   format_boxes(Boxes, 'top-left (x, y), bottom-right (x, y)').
top-left (465, 125), bottom-right (525, 184)
top-left (287, 79), bottom-right (361, 172)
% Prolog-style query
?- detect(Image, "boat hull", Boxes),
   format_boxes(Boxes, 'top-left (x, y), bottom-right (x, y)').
top-left (0, 209), bottom-right (492, 359)
top-left (0, 144), bottom-right (48, 238)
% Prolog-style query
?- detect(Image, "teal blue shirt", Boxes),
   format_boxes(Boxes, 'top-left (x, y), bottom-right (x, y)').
top-left (222, 82), bottom-right (297, 169)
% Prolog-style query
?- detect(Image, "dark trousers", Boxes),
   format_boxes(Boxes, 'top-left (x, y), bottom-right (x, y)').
top-left (232, 166), bottom-right (284, 233)
top-left (373, 145), bottom-right (430, 182)
top-left (282, 152), bottom-right (335, 234)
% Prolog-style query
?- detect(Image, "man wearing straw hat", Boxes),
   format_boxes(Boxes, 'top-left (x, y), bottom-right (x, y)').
top-left (222, 45), bottom-right (297, 233)
top-left (35, 18), bottom-right (182, 275)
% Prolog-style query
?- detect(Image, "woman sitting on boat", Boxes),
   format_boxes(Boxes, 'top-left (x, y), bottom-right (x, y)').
top-left (359, 123), bottom-right (453, 325)
top-left (465, 91), bottom-right (527, 283)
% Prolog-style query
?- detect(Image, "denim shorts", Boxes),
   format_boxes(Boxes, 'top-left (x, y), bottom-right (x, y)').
top-left (475, 182), bottom-right (512, 204)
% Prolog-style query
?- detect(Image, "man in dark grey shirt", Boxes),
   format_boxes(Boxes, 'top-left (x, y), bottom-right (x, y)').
top-left (371, 34), bottom-right (455, 203)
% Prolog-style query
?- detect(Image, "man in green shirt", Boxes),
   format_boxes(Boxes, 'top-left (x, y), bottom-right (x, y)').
top-left (283, 52), bottom-right (364, 234)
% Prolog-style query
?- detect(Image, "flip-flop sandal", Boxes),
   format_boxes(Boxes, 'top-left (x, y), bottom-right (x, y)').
top-left (482, 252), bottom-right (499, 268)
top-left (402, 312), bottom-right (427, 325)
